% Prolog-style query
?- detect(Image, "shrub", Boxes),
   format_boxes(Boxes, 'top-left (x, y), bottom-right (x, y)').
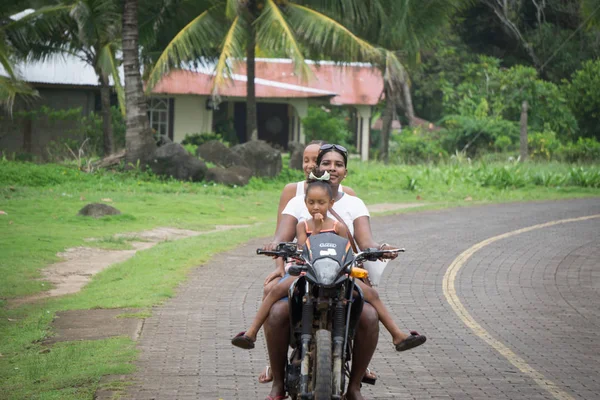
top-left (302, 106), bottom-right (353, 148)
top-left (563, 59), bottom-right (600, 140)
top-left (528, 129), bottom-right (561, 161)
top-left (556, 137), bottom-right (600, 163)
top-left (389, 129), bottom-right (447, 164)
top-left (439, 115), bottom-right (519, 157)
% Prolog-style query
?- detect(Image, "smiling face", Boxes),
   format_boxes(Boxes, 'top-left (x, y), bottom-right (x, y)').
top-left (302, 144), bottom-right (321, 177)
top-left (318, 150), bottom-right (347, 186)
top-left (305, 184), bottom-right (334, 218)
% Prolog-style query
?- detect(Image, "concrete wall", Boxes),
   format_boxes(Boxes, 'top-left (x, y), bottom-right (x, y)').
top-left (0, 87), bottom-right (97, 158)
top-left (171, 95), bottom-right (213, 143)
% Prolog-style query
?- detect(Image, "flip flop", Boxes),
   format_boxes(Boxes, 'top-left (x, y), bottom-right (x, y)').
top-left (231, 331), bottom-right (255, 349)
top-left (265, 396), bottom-right (287, 400)
top-left (395, 330), bottom-right (426, 352)
top-left (361, 367), bottom-right (377, 385)
top-left (259, 365), bottom-right (273, 383)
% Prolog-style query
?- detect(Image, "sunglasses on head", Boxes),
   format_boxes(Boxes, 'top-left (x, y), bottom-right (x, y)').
top-left (320, 144), bottom-right (348, 156)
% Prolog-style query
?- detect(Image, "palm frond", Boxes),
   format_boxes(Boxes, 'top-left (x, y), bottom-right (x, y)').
top-left (97, 43), bottom-right (125, 115)
top-left (285, 3), bottom-right (381, 64)
top-left (256, 0), bottom-right (312, 82)
top-left (146, 6), bottom-right (225, 92)
top-left (211, 16), bottom-right (247, 95)
top-left (292, 0), bottom-right (385, 28)
top-left (0, 34), bottom-right (17, 79)
top-left (225, 0), bottom-right (238, 20)
top-left (0, 76), bottom-right (38, 114)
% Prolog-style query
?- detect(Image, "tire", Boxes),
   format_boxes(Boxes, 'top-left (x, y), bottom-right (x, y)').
top-left (313, 329), bottom-right (333, 400)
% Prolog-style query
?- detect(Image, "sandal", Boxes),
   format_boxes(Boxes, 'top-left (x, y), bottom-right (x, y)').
top-left (395, 330), bottom-right (426, 352)
top-left (231, 331), bottom-right (255, 349)
top-left (361, 367), bottom-right (377, 385)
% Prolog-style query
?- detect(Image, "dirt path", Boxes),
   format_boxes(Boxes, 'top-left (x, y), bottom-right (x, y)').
top-left (9, 225), bottom-right (249, 307)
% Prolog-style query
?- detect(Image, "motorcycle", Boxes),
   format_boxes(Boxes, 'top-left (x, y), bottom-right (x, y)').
top-left (257, 232), bottom-right (403, 400)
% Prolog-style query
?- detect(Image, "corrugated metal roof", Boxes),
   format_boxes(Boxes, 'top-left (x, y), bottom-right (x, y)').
top-left (3, 55), bottom-right (382, 105)
top-left (0, 54), bottom-right (123, 86)
top-left (152, 70), bottom-right (337, 99)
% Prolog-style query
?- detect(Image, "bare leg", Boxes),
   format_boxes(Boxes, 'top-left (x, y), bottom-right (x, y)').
top-left (245, 278), bottom-right (291, 340)
top-left (263, 300), bottom-right (289, 398)
top-left (346, 303), bottom-right (379, 400)
top-left (356, 280), bottom-right (409, 345)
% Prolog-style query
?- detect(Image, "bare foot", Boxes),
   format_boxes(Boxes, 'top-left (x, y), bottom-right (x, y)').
top-left (392, 331), bottom-right (409, 346)
top-left (258, 366), bottom-right (272, 383)
top-left (267, 381), bottom-right (286, 399)
top-left (345, 386), bottom-right (365, 400)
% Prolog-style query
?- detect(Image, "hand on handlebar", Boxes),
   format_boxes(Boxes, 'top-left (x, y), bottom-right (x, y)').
top-left (379, 244), bottom-right (400, 260)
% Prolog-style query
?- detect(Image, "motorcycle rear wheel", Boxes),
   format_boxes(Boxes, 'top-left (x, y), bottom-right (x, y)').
top-left (313, 329), bottom-right (333, 400)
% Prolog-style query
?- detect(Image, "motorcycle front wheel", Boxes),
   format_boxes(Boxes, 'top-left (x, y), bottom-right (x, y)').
top-left (313, 329), bottom-right (333, 400)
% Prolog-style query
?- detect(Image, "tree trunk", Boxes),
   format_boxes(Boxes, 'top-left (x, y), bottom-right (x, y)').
top-left (401, 78), bottom-right (416, 127)
top-left (520, 100), bottom-right (528, 162)
top-left (100, 74), bottom-right (115, 156)
top-left (246, 23), bottom-right (258, 141)
top-left (123, 0), bottom-right (156, 167)
top-left (379, 82), bottom-right (394, 164)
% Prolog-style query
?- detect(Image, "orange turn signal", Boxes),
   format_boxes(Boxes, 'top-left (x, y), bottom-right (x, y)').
top-left (350, 267), bottom-right (369, 279)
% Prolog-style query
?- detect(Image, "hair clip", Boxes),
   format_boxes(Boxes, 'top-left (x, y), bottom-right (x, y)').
top-left (309, 171), bottom-right (331, 181)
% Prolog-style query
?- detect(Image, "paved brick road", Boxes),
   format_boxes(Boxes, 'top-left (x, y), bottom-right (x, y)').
top-left (124, 198), bottom-right (600, 400)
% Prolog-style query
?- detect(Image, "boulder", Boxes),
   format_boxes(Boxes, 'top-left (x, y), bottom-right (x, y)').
top-left (156, 134), bottom-right (172, 147)
top-left (150, 143), bottom-right (207, 182)
top-left (78, 203), bottom-right (121, 218)
top-left (205, 166), bottom-right (253, 186)
top-left (230, 140), bottom-right (282, 178)
top-left (196, 140), bottom-right (247, 168)
top-left (288, 142), bottom-right (306, 170)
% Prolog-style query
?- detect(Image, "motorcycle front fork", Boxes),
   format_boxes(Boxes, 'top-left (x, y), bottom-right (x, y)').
top-left (299, 281), bottom-right (313, 399)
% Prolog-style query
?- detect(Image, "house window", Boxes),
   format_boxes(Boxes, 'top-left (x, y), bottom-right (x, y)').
top-left (148, 98), bottom-right (169, 137)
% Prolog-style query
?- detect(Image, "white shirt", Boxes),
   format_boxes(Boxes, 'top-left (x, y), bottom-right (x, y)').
top-left (282, 192), bottom-right (369, 237)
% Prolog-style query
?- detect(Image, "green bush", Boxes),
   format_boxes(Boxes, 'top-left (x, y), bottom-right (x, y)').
top-left (439, 114), bottom-right (519, 157)
top-left (528, 129), bottom-right (561, 161)
top-left (389, 129), bottom-right (447, 164)
top-left (181, 132), bottom-right (228, 147)
top-left (441, 56), bottom-right (578, 139)
top-left (563, 59), bottom-right (600, 141)
top-left (302, 106), bottom-right (353, 148)
top-left (556, 137), bottom-right (600, 163)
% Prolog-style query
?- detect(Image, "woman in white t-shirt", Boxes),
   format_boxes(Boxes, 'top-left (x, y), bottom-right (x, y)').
top-left (261, 144), bottom-right (425, 399)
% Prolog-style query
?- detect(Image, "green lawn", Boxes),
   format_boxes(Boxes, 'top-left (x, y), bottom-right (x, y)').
top-left (0, 159), bottom-right (599, 399)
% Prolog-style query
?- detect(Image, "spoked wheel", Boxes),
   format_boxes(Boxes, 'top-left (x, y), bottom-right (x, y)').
top-left (313, 329), bottom-right (333, 400)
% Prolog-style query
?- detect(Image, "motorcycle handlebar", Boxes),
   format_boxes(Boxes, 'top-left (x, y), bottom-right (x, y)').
top-left (356, 248), bottom-right (405, 262)
top-left (256, 249), bottom-right (288, 258)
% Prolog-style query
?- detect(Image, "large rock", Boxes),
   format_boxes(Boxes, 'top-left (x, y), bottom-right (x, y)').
top-left (196, 140), bottom-right (247, 168)
top-left (288, 142), bottom-right (305, 170)
top-left (205, 166), bottom-right (253, 186)
top-left (150, 143), bottom-right (207, 182)
top-left (230, 140), bottom-right (282, 177)
top-left (78, 203), bottom-right (121, 218)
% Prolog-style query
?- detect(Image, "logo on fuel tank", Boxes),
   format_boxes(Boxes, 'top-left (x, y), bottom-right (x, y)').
top-left (319, 243), bottom-right (337, 248)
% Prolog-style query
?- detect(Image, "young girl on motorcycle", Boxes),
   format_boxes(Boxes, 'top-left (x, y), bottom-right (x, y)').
top-left (232, 170), bottom-right (348, 349)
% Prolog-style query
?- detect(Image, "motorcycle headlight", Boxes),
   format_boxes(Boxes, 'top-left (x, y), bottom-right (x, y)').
top-left (313, 258), bottom-right (343, 286)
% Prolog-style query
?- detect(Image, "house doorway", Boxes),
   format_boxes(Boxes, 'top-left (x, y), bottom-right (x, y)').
top-left (233, 102), bottom-right (289, 149)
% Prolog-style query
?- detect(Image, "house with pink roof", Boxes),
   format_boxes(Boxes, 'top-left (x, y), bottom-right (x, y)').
top-left (1, 57), bottom-right (383, 160)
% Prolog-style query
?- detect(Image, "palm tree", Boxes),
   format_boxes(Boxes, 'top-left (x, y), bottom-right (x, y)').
top-left (122, 0), bottom-right (155, 166)
top-left (145, 0), bottom-right (392, 142)
top-left (358, 0), bottom-right (470, 163)
top-left (0, 5), bottom-right (46, 112)
top-left (16, 0), bottom-right (125, 156)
